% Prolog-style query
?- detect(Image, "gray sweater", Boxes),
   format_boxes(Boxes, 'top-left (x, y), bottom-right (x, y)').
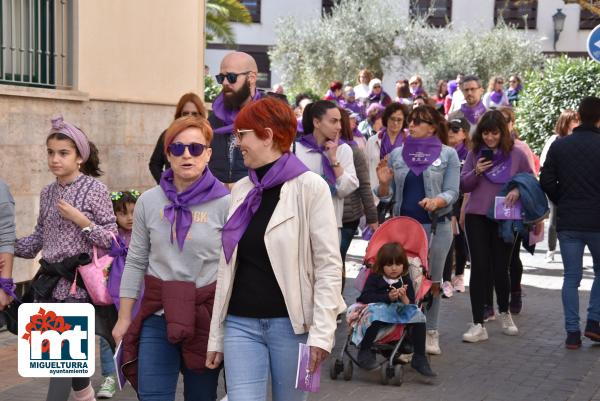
top-left (0, 180), bottom-right (16, 254)
top-left (120, 186), bottom-right (231, 299)
top-left (343, 146), bottom-right (378, 224)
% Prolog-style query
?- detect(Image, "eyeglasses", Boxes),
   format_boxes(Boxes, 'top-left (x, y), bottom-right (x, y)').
top-left (509, 80), bottom-right (517, 84)
top-left (462, 86), bottom-right (481, 92)
top-left (496, 81), bottom-right (504, 85)
top-left (167, 142), bottom-right (207, 157)
top-left (388, 117), bottom-right (404, 124)
top-left (181, 111), bottom-right (200, 117)
top-left (409, 117), bottom-right (433, 125)
top-left (450, 126), bottom-right (461, 133)
top-left (234, 129), bottom-right (254, 142)
top-left (215, 71), bottom-right (252, 84)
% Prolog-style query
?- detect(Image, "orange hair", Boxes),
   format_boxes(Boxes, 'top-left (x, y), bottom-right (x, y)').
top-left (163, 116), bottom-right (213, 155)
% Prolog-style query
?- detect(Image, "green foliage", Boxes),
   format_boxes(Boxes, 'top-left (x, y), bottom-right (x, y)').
top-left (516, 56), bottom-right (600, 153)
top-left (204, 75), bottom-right (221, 103)
top-left (206, 0), bottom-right (252, 46)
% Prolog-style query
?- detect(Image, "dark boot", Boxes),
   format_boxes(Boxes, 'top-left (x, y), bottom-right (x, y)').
top-left (410, 354), bottom-right (437, 378)
top-left (584, 320), bottom-right (600, 342)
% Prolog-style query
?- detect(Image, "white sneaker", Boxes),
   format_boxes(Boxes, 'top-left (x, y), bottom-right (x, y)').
top-left (441, 281), bottom-right (454, 298)
top-left (452, 274), bottom-right (465, 293)
top-left (545, 250), bottom-right (556, 263)
top-left (499, 312), bottom-right (519, 336)
top-left (426, 330), bottom-right (442, 355)
top-left (462, 323), bottom-right (488, 343)
top-left (97, 375), bottom-right (116, 398)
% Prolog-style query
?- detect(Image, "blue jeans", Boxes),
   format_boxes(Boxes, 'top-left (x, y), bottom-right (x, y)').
top-left (223, 315), bottom-right (309, 401)
top-left (558, 230), bottom-right (600, 332)
top-left (99, 336), bottom-right (115, 376)
top-left (138, 314), bottom-right (220, 401)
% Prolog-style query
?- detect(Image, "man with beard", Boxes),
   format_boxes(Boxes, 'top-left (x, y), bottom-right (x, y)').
top-left (209, 51), bottom-right (262, 185)
top-left (449, 75), bottom-right (487, 136)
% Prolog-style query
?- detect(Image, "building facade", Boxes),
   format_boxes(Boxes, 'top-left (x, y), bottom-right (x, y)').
top-left (1, 0), bottom-right (206, 282)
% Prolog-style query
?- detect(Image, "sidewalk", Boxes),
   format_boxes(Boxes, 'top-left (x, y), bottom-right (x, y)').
top-left (0, 243), bottom-right (598, 401)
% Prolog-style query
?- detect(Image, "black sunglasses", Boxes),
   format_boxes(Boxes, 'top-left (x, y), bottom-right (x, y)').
top-left (215, 71), bottom-right (252, 84)
top-left (409, 116), bottom-right (433, 125)
top-left (168, 142), bottom-right (206, 157)
top-left (450, 126), bottom-right (461, 133)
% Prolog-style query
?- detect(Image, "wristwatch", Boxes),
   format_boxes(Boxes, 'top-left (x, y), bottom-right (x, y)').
top-left (81, 225), bottom-right (92, 234)
top-left (330, 161), bottom-right (341, 168)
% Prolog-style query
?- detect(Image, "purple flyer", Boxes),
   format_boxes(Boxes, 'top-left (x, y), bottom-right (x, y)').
top-left (295, 343), bottom-right (321, 393)
top-left (494, 196), bottom-right (523, 220)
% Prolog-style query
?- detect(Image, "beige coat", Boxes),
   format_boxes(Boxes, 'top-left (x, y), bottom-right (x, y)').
top-left (207, 171), bottom-right (347, 353)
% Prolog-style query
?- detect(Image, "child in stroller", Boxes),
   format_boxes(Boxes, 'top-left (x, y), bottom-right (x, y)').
top-left (356, 242), bottom-right (436, 378)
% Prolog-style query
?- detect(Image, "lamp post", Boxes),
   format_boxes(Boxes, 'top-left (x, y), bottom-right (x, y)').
top-left (553, 8), bottom-right (567, 51)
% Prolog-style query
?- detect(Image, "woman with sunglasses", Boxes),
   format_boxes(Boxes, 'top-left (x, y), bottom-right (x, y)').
top-left (375, 105), bottom-right (460, 355)
top-left (483, 76), bottom-right (510, 109)
top-left (113, 116), bottom-right (230, 401)
top-left (149, 92), bottom-right (207, 184)
top-left (206, 97), bottom-right (345, 401)
top-left (365, 102), bottom-right (409, 222)
top-left (460, 110), bottom-right (535, 344)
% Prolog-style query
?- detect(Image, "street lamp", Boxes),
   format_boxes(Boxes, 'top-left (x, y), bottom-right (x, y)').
top-left (553, 8), bottom-right (567, 51)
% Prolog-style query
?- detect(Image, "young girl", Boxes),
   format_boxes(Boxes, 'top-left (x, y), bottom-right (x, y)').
top-left (15, 115), bottom-right (117, 401)
top-left (356, 242), bottom-right (436, 378)
top-left (96, 190), bottom-right (140, 399)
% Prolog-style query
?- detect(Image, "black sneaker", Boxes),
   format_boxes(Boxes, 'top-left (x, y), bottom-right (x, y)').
top-left (565, 331), bottom-right (582, 349)
top-left (410, 354), bottom-right (437, 378)
top-left (584, 320), bottom-right (600, 342)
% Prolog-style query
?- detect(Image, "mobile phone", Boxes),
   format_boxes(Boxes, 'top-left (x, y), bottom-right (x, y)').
top-left (481, 149), bottom-right (494, 162)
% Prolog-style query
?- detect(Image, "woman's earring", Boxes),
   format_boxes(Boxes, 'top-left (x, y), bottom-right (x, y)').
top-left (78, 163), bottom-right (81, 170)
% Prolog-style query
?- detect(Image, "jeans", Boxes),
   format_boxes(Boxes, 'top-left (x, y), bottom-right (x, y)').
top-left (223, 315), bottom-right (309, 401)
top-left (137, 315), bottom-right (220, 401)
top-left (99, 336), bottom-right (116, 376)
top-left (422, 220), bottom-right (453, 331)
top-left (558, 230), bottom-right (600, 332)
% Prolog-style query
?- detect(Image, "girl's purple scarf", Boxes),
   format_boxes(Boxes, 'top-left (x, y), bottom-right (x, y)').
top-left (410, 87), bottom-right (425, 98)
top-left (212, 90), bottom-right (262, 134)
top-left (489, 90), bottom-right (504, 104)
top-left (455, 142), bottom-right (468, 161)
top-left (478, 148), bottom-right (513, 184)
top-left (221, 153), bottom-right (309, 263)
top-left (160, 168), bottom-right (229, 250)
top-left (379, 128), bottom-right (405, 160)
top-left (298, 134), bottom-right (337, 185)
top-left (401, 135), bottom-right (443, 176)
top-left (460, 101), bottom-right (487, 125)
top-left (107, 231), bottom-right (143, 317)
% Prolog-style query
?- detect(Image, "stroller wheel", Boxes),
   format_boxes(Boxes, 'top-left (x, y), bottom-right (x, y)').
top-left (343, 359), bottom-right (353, 381)
top-left (392, 365), bottom-right (404, 386)
top-left (379, 364), bottom-right (392, 385)
top-left (329, 359), bottom-right (343, 380)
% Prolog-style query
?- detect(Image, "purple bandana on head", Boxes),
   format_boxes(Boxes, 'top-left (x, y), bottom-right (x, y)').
top-left (479, 148), bottom-right (513, 184)
top-left (221, 153), bottom-right (309, 263)
top-left (455, 142), bottom-right (468, 161)
top-left (401, 135), bottom-right (443, 176)
top-left (489, 90), bottom-right (504, 104)
top-left (298, 134), bottom-right (337, 185)
top-left (49, 115), bottom-right (91, 162)
top-left (211, 90), bottom-right (262, 135)
top-left (379, 128), bottom-right (405, 160)
top-left (160, 168), bottom-right (230, 250)
top-left (460, 101), bottom-right (487, 125)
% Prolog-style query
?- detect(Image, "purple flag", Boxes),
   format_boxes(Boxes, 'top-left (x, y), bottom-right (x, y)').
top-left (221, 153), bottom-right (309, 263)
top-left (460, 101), bottom-right (487, 125)
top-left (401, 135), bottom-right (443, 176)
top-left (160, 168), bottom-right (230, 250)
top-left (211, 90), bottom-right (262, 135)
top-left (298, 134), bottom-right (337, 186)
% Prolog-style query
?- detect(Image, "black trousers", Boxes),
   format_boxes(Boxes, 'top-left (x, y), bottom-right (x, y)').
top-left (485, 235), bottom-right (523, 306)
top-left (442, 226), bottom-right (469, 282)
top-left (360, 321), bottom-right (426, 357)
top-left (465, 214), bottom-right (513, 324)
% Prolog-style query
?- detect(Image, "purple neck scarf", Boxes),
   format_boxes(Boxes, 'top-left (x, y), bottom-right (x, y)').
top-left (352, 127), bottom-right (364, 140)
top-left (410, 87), bottom-right (425, 97)
top-left (221, 153), bottom-right (309, 263)
top-left (401, 135), bottom-right (443, 176)
top-left (160, 168), bottom-right (230, 250)
top-left (0, 278), bottom-right (17, 300)
top-left (455, 142), bottom-right (468, 161)
top-left (379, 128), bottom-right (405, 160)
top-left (211, 90), bottom-right (262, 134)
top-left (107, 234), bottom-right (129, 308)
top-left (489, 90), bottom-right (503, 104)
top-left (479, 148), bottom-right (513, 184)
top-left (298, 134), bottom-right (337, 185)
top-left (460, 101), bottom-right (487, 125)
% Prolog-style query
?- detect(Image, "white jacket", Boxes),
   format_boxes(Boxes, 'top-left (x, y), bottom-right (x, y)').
top-left (366, 134), bottom-right (382, 205)
top-left (207, 171), bottom-right (347, 353)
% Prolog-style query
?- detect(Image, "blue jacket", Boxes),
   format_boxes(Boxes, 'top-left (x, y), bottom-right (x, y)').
top-left (487, 173), bottom-right (549, 253)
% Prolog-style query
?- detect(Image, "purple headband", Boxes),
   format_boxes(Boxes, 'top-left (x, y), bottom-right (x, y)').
top-left (49, 115), bottom-right (91, 162)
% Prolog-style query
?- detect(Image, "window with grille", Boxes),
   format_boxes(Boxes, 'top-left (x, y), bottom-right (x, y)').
top-left (239, 0), bottom-right (260, 23)
top-left (579, 6), bottom-right (600, 30)
top-left (0, 0), bottom-right (72, 89)
top-left (410, 0), bottom-right (452, 27)
top-left (494, 0), bottom-right (537, 29)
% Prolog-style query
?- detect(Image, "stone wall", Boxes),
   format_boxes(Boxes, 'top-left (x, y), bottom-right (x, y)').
top-left (0, 95), bottom-right (174, 282)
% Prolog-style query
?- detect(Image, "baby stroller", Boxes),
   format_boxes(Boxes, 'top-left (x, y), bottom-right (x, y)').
top-left (329, 216), bottom-right (433, 386)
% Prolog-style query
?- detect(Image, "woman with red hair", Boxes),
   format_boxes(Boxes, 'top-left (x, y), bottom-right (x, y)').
top-left (206, 97), bottom-right (346, 400)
